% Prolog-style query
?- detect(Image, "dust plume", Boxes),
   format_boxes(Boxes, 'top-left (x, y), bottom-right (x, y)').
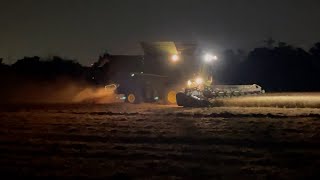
top-left (0, 78), bottom-right (120, 104)
top-left (72, 84), bottom-right (119, 104)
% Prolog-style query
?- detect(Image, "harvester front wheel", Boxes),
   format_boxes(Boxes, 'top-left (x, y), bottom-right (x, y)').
top-left (164, 90), bottom-right (177, 105)
top-left (176, 92), bottom-right (188, 107)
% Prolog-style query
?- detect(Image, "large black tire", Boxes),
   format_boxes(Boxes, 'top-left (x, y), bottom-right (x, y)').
top-left (176, 92), bottom-right (187, 106)
top-left (176, 92), bottom-right (210, 107)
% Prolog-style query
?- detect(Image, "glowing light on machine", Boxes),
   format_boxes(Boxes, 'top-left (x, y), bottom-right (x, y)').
top-left (171, 54), bottom-right (179, 62)
top-left (187, 77), bottom-right (204, 87)
top-left (204, 53), bottom-right (218, 62)
top-left (187, 80), bottom-right (192, 86)
top-left (195, 77), bottom-right (204, 85)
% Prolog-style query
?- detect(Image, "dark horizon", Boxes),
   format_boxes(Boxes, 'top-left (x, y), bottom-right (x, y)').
top-left (1, 0), bottom-right (320, 65)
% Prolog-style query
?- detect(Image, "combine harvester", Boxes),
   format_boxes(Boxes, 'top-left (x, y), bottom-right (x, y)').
top-left (90, 41), bottom-right (265, 107)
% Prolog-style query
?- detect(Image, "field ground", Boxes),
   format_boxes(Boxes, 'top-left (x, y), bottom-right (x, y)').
top-left (218, 92), bottom-right (320, 108)
top-left (1, 93), bottom-right (320, 179)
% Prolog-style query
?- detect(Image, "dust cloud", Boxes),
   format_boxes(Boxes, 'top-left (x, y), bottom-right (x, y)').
top-left (73, 84), bottom-right (119, 104)
top-left (0, 78), bottom-right (120, 104)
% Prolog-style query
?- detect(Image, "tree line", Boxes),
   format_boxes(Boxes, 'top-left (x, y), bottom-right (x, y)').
top-left (214, 41), bottom-right (320, 91)
top-left (1, 40), bottom-right (320, 92)
top-left (0, 56), bottom-right (90, 82)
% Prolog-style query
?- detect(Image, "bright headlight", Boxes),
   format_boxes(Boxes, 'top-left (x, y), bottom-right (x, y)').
top-left (195, 77), bottom-right (203, 85)
top-left (204, 53), bottom-right (217, 62)
top-left (187, 80), bottom-right (192, 86)
top-left (171, 54), bottom-right (179, 62)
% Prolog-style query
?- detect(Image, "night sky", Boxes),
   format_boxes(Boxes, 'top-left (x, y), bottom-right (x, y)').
top-left (1, 0), bottom-right (320, 65)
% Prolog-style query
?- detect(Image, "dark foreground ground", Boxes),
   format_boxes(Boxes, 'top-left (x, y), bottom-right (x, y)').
top-left (0, 103), bottom-right (319, 179)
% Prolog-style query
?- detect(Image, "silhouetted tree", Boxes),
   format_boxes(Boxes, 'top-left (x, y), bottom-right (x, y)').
top-left (309, 42), bottom-right (320, 89)
top-left (211, 39), bottom-right (320, 91)
top-left (263, 37), bottom-right (276, 49)
top-left (310, 42), bottom-right (320, 57)
top-left (10, 56), bottom-right (85, 81)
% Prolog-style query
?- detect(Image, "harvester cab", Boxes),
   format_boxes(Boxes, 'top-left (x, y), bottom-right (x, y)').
top-left (186, 53), bottom-right (218, 89)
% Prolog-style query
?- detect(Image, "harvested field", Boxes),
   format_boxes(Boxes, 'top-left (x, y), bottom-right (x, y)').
top-left (216, 93), bottom-right (320, 108)
top-left (0, 93), bottom-right (320, 179)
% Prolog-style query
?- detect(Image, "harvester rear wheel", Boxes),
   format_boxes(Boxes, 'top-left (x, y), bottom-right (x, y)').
top-left (126, 91), bottom-right (142, 104)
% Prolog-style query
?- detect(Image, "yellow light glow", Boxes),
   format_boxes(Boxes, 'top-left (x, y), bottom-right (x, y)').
top-left (187, 80), bottom-right (192, 86)
top-left (204, 54), bottom-right (218, 62)
top-left (195, 77), bottom-right (203, 85)
top-left (171, 54), bottom-right (179, 62)
top-left (167, 91), bottom-right (177, 104)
